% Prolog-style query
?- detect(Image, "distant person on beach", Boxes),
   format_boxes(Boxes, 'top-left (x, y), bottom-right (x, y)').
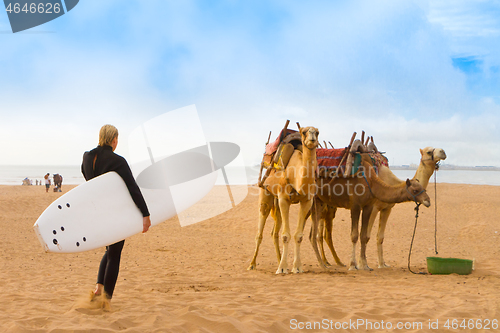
top-left (44, 173), bottom-right (51, 192)
top-left (53, 174), bottom-right (63, 192)
top-left (81, 124), bottom-right (151, 305)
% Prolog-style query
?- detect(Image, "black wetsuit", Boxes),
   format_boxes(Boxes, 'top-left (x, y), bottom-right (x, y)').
top-left (81, 145), bottom-right (149, 298)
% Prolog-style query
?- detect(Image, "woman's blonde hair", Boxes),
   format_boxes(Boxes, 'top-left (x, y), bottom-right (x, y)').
top-left (99, 124), bottom-right (119, 147)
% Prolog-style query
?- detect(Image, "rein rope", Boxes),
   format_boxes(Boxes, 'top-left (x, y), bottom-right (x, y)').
top-left (407, 200), bottom-right (426, 275)
top-left (434, 161), bottom-right (440, 255)
top-left (361, 171), bottom-right (374, 197)
top-left (407, 158), bottom-right (441, 275)
top-left (406, 178), bottom-right (427, 274)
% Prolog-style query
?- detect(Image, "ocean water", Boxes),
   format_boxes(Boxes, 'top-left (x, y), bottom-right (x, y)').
top-left (246, 166), bottom-right (500, 186)
top-left (0, 165), bottom-right (259, 186)
top-left (0, 165), bottom-right (84, 186)
top-left (1, 165), bottom-right (500, 186)
top-left (390, 169), bottom-right (500, 186)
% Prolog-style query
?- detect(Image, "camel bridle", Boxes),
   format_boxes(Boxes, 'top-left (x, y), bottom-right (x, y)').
top-left (302, 130), bottom-right (319, 150)
top-left (406, 186), bottom-right (426, 206)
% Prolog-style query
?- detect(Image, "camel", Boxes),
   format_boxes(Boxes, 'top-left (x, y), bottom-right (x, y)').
top-left (310, 154), bottom-right (431, 271)
top-left (317, 147), bottom-right (446, 270)
top-left (367, 146), bottom-right (446, 268)
top-left (248, 126), bottom-right (319, 274)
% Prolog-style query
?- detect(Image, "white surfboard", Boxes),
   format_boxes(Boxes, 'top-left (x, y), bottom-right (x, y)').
top-left (33, 141), bottom-right (242, 253)
top-left (33, 169), bottom-right (217, 253)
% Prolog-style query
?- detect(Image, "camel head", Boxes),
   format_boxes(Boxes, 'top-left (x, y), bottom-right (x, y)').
top-left (405, 179), bottom-right (431, 207)
top-left (300, 127), bottom-right (319, 150)
top-left (420, 147), bottom-right (447, 166)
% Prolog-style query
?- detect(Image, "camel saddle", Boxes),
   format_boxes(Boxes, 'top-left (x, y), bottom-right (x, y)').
top-left (317, 149), bottom-right (388, 178)
top-left (369, 152), bottom-right (389, 168)
top-left (261, 129), bottom-right (302, 170)
top-left (317, 148), bottom-right (360, 178)
top-left (258, 128), bottom-right (303, 188)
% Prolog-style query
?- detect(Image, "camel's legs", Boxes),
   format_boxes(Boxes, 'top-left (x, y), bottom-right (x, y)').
top-left (358, 206), bottom-right (374, 271)
top-left (317, 216), bottom-right (330, 266)
top-left (271, 200), bottom-right (283, 263)
top-left (292, 198), bottom-right (313, 273)
top-left (349, 206), bottom-right (361, 270)
top-left (247, 189), bottom-right (274, 270)
top-left (276, 194), bottom-right (291, 274)
top-left (304, 208), bottom-right (311, 222)
top-left (323, 207), bottom-right (345, 267)
top-left (309, 198), bottom-right (329, 269)
top-left (360, 207), bottom-right (378, 269)
top-left (377, 207), bottom-right (393, 268)
top-left (366, 208), bottom-right (378, 246)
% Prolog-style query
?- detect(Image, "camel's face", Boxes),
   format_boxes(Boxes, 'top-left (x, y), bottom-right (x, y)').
top-left (420, 147), bottom-right (447, 165)
top-left (301, 127), bottom-right (319, 149)
top-left (405, 179), bottom-right (431, 207)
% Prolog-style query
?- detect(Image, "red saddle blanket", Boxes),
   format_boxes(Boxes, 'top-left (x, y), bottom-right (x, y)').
top-left (370, 152), bottom-right (389, 167)
top-left (316, 148), bottom-right (348, 168)
top-left (316, 149), bottom-right (389, 169)
top-left (264, 129), bottom-right (298, 155)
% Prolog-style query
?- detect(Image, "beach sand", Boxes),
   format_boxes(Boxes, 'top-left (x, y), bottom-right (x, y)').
top-left (1, 183), bottom-right (499, 332)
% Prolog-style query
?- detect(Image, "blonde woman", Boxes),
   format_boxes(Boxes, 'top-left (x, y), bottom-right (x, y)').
top-left (81, 125), bottom-right (151, 302)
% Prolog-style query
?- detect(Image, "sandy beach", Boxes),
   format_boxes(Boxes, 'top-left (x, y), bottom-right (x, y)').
top-left (1, 182), bottom-right (499, 332)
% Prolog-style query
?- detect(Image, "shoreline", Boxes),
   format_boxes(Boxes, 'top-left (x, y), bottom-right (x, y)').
top-left (4, 179), bottom-right (500, 187)
top-left (3, 165), bottom-right (500, 187)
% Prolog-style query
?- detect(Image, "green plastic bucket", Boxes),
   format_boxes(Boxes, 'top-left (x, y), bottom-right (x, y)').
top-left (426, 257), bottom-right (473, 275)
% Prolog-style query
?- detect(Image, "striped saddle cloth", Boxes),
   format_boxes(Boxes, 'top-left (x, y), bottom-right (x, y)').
top-left (316, 148), bottom-right (348, 168)
top-left (316, 148), bottom-right (388, 177)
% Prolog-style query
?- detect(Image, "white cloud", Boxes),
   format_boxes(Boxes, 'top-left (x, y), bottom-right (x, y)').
top-left (1, 0), bottom-right (500, 168)
top-left (428, 0), bottom-right (500, 67)
top-left (428, 0), bottom-right (500, 38)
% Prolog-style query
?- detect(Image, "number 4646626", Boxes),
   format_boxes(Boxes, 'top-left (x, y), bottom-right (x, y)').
top-left (444, 319), bottom-right (498, 330)
top-left (6, 2), bottom-right (61, 14)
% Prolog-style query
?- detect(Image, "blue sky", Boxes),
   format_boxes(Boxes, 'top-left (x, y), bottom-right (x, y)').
top-left (1, 0), bottom-right (499, 167)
